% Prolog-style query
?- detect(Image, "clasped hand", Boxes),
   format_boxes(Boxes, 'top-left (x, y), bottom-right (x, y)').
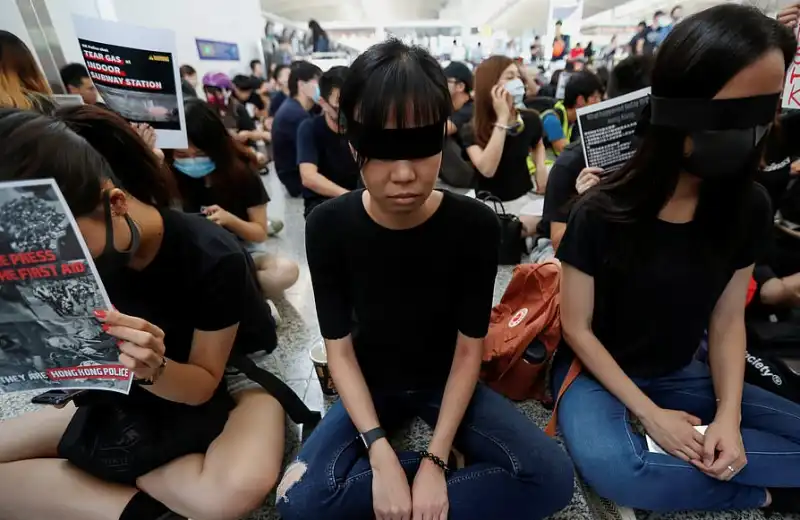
top-left (371, 442), bottom-right (449, 520)
top-left (642, 407), bottom-right (747, 481)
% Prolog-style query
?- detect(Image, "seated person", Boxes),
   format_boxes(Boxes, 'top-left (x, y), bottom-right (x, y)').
top-left (267, 64), bottom-right (291, 123)
top-left (443, 61), bottom-right (474, 139)
top-left (462, 55), bottom-right (547, 233)
top-left (171, 98), bottom-right (299, 299)
top-left (554, 7), bottom-right (800, 515)
top-left (232, 74), bottom-right (268, 122)
top-left (539, 55), bottom-right (654, 249)
top-left (297, 66), bottom-right (359, 218)
top-left (201, 72), bottom-right (268, 154)
top-left (276, 39), bottom-right (575, 520)
top-left (0, 106), bottom-right (285, 520)
top-left (272, 61), bottom-right (322, 197)
top-left (540, 71), bottom-right (604, 156)
top-left (59, 63), bottom-right (98, 105)
top-left (440, 61), bottom-right (477, 187)
top-left (179, 64), bottom-right (198, 98)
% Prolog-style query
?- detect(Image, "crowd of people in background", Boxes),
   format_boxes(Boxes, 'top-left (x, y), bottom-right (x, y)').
top-left (2, 3), bottom-right (800, 520)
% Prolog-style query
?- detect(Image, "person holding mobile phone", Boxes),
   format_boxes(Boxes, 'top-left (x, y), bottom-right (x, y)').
top-left (169, 99), bottom-right (298, 300)
top-left (554, 6), bottom-right (800, 514)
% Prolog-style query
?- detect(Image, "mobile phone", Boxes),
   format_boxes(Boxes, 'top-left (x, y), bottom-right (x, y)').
top-left (31, 389), bottom-right (86, 406)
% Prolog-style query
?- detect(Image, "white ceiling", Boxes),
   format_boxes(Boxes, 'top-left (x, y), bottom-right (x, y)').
top-left (260, 0), bottom-right (449, 24)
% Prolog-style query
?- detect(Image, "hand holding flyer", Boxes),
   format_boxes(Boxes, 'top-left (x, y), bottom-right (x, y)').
top-left (0, 179), bottom-right (132, 395)
top-left (72, 16), bottom-right (187, 149)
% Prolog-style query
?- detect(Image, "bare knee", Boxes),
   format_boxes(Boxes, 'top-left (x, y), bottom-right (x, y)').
top-left (190, 468), bottom-right (280, 520)
top-left (276, 460), bottom-right (306, 503)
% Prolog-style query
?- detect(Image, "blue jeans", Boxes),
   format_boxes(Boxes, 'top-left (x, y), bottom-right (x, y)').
top-left (552, 359), bottom-right (800, 512)
top-left (277, 383), bottom-right (575, 520)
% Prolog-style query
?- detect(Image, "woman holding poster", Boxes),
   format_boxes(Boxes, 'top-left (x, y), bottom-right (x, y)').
top-left (0, 107), bottom-right (285, 520)
top-left (554, 5), bottom-right (800, 515)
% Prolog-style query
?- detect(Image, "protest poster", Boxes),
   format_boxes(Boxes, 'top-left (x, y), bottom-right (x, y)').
top-left (72, 15), bottom-right (187, 149)
top-left (0, 179), bottom-right (132, 395)
top-left (576, 87), bottom-right (651, 173)
top-left (783, 26), bottom-right (800, 110)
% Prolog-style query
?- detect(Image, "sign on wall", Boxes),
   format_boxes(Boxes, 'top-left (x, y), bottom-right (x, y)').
top-left (72, 16), bottom-right (188, 149)
top-left (783, 26), bottom-right (800, 110)
top-left (196, 39), bottom-right (240, 61)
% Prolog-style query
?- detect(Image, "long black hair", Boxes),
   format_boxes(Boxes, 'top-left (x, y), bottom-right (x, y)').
top-left (581, 4), bottom-right (795, 263)
top-left (0, 108), bottom-right (113, 216)
top-left (57, 105), bottom-right (176, 208)
top-left (339, 38), bottom-right (451, 166)
top-left (173, 98), bottom-right (259, 210)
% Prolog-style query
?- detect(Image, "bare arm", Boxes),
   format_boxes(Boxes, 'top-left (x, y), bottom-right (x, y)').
top-left (532, 139), bottom-right (548, 193)
top-left (551, 138), bottom-right (568, 155)
top-left (466, 126), bottom-right (509, 178)
top-left (427, 333), bottom-right (483, 460)
top-left (147, 325), bottom-right (237, 405)
top-left (707, 266), bottom-right (752, 422)
top-left (560, 264), bottom-right (659, 419)
top-left (220, 204), bottom-right (268, 242)
top-left (300, 163), bottom-right (350, 198)
top-left (550, 222), bottom-right (567, 250)
top-left (326, 335), bottom-right (388, 459)
top-left (446, 120), bottom-right (458, 136)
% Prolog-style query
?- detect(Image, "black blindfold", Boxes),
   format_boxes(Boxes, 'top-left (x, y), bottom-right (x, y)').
top-left (649, 93), bottom-right (779, 131)
top-left (346, 120), bottom-right (446, 161)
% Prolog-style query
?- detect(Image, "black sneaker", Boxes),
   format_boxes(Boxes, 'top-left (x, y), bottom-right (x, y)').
top-left (765, 488), bottom-right (800, 516)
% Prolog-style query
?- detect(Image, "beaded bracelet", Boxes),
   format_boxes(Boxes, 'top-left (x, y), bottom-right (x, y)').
top-left (419, 450), bottom-right (451, 473)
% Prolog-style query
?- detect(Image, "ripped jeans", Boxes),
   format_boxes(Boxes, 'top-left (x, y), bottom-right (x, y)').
top-left (276, 383), bottom-right (574, 520)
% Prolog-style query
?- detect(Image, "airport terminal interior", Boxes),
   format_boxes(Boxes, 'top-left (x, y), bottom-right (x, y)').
top-left (1, 0), bottom-right (800, 519)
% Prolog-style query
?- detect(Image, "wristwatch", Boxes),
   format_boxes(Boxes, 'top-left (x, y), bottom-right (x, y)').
top-left (360, 427), bottom-right (386, 450)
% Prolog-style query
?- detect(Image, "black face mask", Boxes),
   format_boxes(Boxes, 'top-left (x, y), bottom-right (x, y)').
top-left (93, 192), bottom-right (140, 280)
top-left (649, 93), bottom-right (779, 180)
top-left (683, 125), bottom-right (771, 180)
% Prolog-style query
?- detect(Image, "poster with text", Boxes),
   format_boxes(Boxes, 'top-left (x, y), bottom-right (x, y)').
top-left (783, 25), bottom-right (800, 110)
top-left (576, 87), bottom-right (651, 173)
top-left (72, 15), bottom-right (187, 149)
top-left (0, 180), bottom-right (132, 395)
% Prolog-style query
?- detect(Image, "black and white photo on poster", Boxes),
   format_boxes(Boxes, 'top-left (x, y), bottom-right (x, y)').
top-left (576, 87), bottom-right (651, 173)
top-left (0, 180), bottom-right (132, 395)
top-left (72, 15), bottom-right (187, 149)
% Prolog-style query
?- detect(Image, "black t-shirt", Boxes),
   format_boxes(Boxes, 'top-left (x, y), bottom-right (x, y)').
top-left (461, 112), bottom-right (542, 201)
top-left (272, 98), bottom-right (311, 179)
top-left (102, 209), bottom-right (276, 404)
top-left (539, 140), bottom-right (585, 237)
top-left (450, 99), bottom-right (474, 152)
top-left (296, 115), bottom-right (360, 213)
top-left (760, 111), bottom-right (800, 221)
top-left (177, 168), bottom-right (269, 223)
top-left (306, 190), bottom-right (500, 392)
top-left (269, 91), bottom-right (288, 117)
top-left (556, 184), bottom-right (771, 378)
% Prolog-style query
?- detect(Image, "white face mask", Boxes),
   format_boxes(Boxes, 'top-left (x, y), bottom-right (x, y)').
top-left (504, 78), bottom-right (526, 108)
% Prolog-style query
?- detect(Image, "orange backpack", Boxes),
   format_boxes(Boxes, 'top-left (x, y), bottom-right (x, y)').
top-left (481, 261), bottom-right (562, 403)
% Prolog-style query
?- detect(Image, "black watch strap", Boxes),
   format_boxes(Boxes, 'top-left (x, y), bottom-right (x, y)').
top-left (360, 427), bottom-right (386, 450)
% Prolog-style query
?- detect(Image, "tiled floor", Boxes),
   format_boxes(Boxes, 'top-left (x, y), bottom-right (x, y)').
top-left (0, 172), bottom-right (797, 520)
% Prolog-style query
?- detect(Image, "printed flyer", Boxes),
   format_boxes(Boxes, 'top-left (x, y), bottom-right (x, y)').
top-left (576, 87), bottom-right (651, 173)
top-left (72, 15), bottom-right (187, 149)
top-left (0, 180), bottom-right (132, 395)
